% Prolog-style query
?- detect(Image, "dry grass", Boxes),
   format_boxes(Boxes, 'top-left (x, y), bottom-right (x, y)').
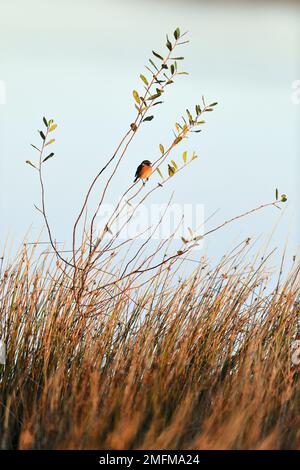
top-left (0, 240), bottom-right (299, 450)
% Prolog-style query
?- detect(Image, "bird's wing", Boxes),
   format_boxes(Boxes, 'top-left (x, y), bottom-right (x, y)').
top-left (135, 163), bottom-right (143, 179)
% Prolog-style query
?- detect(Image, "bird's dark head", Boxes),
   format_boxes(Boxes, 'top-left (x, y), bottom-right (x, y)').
top-left (142, 160), bottom-right (152, 166)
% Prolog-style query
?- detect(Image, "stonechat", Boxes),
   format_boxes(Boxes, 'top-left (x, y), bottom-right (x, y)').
top-left (134, 160), bottom-right (153, 183)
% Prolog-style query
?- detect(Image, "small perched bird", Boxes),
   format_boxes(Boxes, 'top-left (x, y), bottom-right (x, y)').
top-left (134, 160), bottom-right (153, 183)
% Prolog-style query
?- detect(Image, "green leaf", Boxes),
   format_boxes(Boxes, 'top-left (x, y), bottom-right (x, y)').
top-left (140, 74), bottom-right (149, 86)
top-left (143, 116), bottom-right (154, 122)
top-left (156, 167), bottom-right (163, 179)
top-left (171, 160), bottom-right (178, 170)
top-left (149, 59), bottom-right (158, 71)
top-left (166, 36), bottom-right (172, 51)
top-left (25, 160), bottom-right (37, 169)
top-left (186, 109), bottom-right (193, 124)
top-left (133, 90), bottom-right (140, 104)
top-left (159, 144), bottom-right (165, 154)
top-left (43, 117), bottom-right (48, 127)
top-left (152, 50), bottom-right (164, 60)
top-left (170, 64), bottom-right (175, 75)
top-left (171, 56), bottom-right (184, 60)
top-left (181, 237), bottom-right (188, 244)
top-left (182, 150), bottom-right (187, 163)
top-left (39, 131), bottom-right (46, 140)
top-left (147, 93), bottom-right (161, 101)
top-left (281, 194), bottom-right (287, 202)
top-left (43, 152), bottom-right (54, 163)
top-left (30, 144), bottom-right (41, 152)
top-left (174, 27), bottom-right (180, 40)
top-left (275, 188), bottom-right (279, 200)
top-left (168, 164), bottom-right (176, 177)
top-left (209, 102), bottom-right (218, 107)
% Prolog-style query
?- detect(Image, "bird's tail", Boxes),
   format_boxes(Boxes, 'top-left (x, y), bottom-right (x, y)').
top-left (134, 176), bottom-right (138, 183)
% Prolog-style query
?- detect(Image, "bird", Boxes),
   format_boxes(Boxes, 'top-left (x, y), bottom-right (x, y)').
top-left (134, 160), bottom-right (153, 184)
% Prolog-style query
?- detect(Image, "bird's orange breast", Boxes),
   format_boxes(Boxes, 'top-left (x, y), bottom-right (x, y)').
top-left (140, 165), bottom-right (152, 179)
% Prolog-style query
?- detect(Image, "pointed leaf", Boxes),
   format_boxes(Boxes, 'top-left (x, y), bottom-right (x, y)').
top-left (152, 50), bottom-right (164, 60)
top-left (140, 74), bottom-right (149, 86)
top-left (133, 90), bottom-right (140, 104)
top-left (171, 160), bottom-right (178, 170)
top-left (143, 116), bottom-right (154, 122)
top-left (168, 164), bottom-right (176, 177)
top-left (147, 93), bottom-right (161, 101)
top-left (174, 27), bottom-right (180, 40)
top-left (48, 123), bottom-right (57, 132)
top-left (31, 144), bottom-right (41, 152)
top-left (156, 167), bottom-right (163, 179)
top-left (43, 152), bottom-right (54, 163)
top-left (186, 109), bottom-right (193, 124)
top-left (149, 59), bottom-right (158, 71)
top-left (173, 136), bottom-right (182, 145)
top-left (45, 138), bottom-right (55, 147)
top-left (166, 36), bottom-right (172, 51)
top-left (25, 160), bottom-right (37, 169)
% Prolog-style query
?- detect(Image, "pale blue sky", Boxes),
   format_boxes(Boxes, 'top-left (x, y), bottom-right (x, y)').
top-left (0, 0), bottom-right (299, 267)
